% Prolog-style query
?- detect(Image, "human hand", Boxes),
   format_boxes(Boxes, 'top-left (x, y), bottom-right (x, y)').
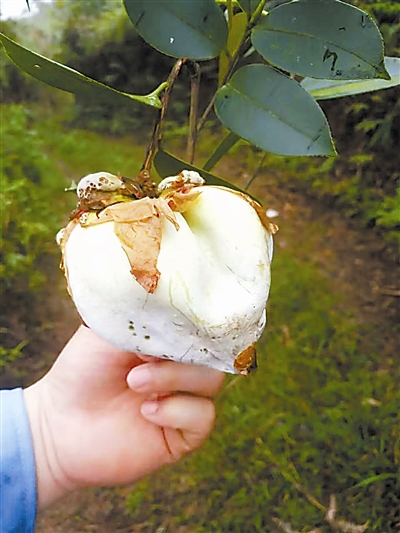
top-left (24, 326), bottom-right (224, 509)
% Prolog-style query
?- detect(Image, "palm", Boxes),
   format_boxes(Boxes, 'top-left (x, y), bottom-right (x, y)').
top-left (37, 327), bottom-right (222, 490)
top-left (42, 333), bottom-right (171, 487)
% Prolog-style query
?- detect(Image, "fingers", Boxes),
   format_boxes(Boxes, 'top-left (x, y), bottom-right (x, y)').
top-left (127, 360), bottom-right (225, 397)
top-left (141, 395), bottom-right (216, 460)
top-left (128, 361), bottom-right (224, 461)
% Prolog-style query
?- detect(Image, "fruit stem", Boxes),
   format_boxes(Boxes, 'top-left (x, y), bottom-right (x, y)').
top-left (141, 58), bottom-right (187, 182)
top-left (186, 61), bottom-right (201, 164)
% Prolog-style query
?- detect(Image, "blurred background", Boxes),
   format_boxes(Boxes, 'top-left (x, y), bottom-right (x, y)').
top-left (1, 1), bottom-right (399, 531)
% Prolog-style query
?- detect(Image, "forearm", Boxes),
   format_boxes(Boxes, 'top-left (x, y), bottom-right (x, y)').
top-left (24, 382), bottom-right (75, 510)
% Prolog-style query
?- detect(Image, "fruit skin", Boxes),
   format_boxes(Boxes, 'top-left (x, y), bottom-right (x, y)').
top-left (59, 172), bottom-right (274, 374)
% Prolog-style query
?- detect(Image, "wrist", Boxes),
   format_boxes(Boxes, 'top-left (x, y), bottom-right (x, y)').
top-left (24, 382), bottom-right (76, 510)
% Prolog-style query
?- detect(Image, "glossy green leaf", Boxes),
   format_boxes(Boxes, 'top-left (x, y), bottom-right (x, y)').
top-left (0, 33), bottom-right (163, 108)
top-left (252, 0), bottom-right (389, 80)
top-left (301, 57), bottom-right (400, 100)
top-left (203, 132), bottom-right (240, 171)
top-left (123, 0), bottom-right (228, 60)
top-left (215, 64), bottom-right (336, 156)
top-left (154, 149), bottom-right (249, 195)
top-left (219, 12), bottom-right (247, 85)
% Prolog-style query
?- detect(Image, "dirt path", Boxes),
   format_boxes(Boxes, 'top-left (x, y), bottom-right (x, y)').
top-left (28, 166), bottom-right (398, 532)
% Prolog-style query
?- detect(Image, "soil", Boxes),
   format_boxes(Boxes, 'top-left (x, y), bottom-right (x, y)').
top-left (2, 166), bottom-right (398, 533)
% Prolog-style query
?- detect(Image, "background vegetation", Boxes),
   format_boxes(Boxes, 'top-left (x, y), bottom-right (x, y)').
top-left (1, 1), bottom-right (399, 531)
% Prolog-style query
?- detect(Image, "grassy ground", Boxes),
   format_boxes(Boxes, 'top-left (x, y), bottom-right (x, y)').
top-left (28, 102), bottom-right (146, 181)
top-left (1, 103), bottom-right (398, 532)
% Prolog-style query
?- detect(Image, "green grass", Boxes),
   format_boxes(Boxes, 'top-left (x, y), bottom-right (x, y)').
top-left (1, 104), bottom-right (69, 290)
top-left (125, 250), bottom-right (399, 532)
top-left (28, 103), bottom-right (146, 180)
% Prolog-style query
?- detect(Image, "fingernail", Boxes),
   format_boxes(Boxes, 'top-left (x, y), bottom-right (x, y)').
top-left (128, 367), bottom-right (152, 392)
top-left (141, 401), bottom-right (159, 416)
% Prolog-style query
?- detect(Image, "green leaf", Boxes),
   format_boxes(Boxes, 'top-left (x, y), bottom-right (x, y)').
top-left (0, 33), bottom-right (163, 109)
top-left (301, 57), bottom-right (400, 100)
top-left (252, 0), bottom-right (390, 80)
top-left (154, 149), bottom-right (250, 195)
top-left (123, 0), bottom-right (228, 60)
top-left (203, 132), bottom-right (241, 171)
top-left (219, 12), bottom-right (247, 85)
top-left (215, 64), bottom-right (336, 156)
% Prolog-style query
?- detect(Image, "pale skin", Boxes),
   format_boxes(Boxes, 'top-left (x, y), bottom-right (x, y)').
top-left (24, 326), bottom-right (224, 510)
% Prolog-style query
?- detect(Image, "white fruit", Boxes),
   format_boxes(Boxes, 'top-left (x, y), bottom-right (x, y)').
top-left (58, 171), bottom-right (275, 374)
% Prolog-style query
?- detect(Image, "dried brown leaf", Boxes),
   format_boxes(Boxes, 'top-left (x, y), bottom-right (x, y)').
top-left (57, 218), bottom-right (80, 296)
top-left (63, 197), bottom-right (180, 294)
top-left (162, 188), bottom-right (202, 213)
top-left (244, 194), bottom-right (279, 235)
top-left (234, 343), bottom-right (256, 375)
top-left (114, 217), bottom-right (162, 293)
top-left (108, 198), bottom-right (179, 293)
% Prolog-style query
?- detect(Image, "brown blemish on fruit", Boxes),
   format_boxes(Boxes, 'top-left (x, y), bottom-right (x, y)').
top-left (234, 343), bottom-right (256, 375)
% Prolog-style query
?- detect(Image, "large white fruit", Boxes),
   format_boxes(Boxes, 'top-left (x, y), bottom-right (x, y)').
top-left (58, 171), bottom-right (275, 374)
